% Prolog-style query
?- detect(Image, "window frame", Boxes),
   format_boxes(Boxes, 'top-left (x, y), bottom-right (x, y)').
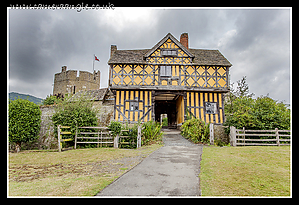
top-left (129, 101), bottom-right (139, 111)
top-left (160, 65), bottom-right (172, 77)
top-left (160, 49), bottom-right (178, 57)
top-left (204, 102), bottom-right (218, 114)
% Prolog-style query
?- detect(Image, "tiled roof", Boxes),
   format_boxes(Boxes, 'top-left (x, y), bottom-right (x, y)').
top-left (108, 49), bottom-right (150, 64)
top-left (108, 33), bottom-right (232, 67)
top-left (108, 48), bottom-right (232, 66)
top-left (189, 49), bottom-right (232, 66)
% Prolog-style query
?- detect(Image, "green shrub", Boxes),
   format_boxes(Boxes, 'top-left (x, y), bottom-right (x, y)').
top-left (120, 123), bottom-right (139, 149)
top-left (141, 121), bottom-right (163, 145)
top-left (162, 117), bottom-right (168, 126)
top-left (108, 121), bottom-right (122, 137)
top-left (43, 94), bottom-right (62, 105)
top-left (224, 76), bottom-right (290, 135)
top-left (181, 118), bottom-right (210, 144)
top-left (9, 99), bottom-right (41, 152)
top-left (51, 95), bottom-right (98, 147)
top-left (214, 139), bottom-right (228, 147)
top-left (224, 96), bottom-right (291, 134)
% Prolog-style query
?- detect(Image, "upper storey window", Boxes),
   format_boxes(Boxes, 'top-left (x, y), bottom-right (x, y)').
top-left (160, 66), bottom-right (172, 77)
top-left (161, 49), bottom-right (178, 56)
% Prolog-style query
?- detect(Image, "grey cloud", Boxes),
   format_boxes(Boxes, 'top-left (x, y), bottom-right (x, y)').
top-left (8, 8), bottom-right (291, 104)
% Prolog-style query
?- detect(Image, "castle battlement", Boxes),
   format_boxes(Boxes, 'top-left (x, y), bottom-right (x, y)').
top-left (53, 66), bottom-right (100, 97)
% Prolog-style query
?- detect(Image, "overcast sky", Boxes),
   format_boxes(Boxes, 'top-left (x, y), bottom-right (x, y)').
top-left (8, 8), bottom-right (291, 104)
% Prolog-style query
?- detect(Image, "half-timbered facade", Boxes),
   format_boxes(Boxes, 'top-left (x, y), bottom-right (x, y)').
top-left (108, 33), bottom-right (232, 126)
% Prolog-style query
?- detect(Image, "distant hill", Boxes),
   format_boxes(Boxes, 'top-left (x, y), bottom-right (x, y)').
top-left (9, 92), bottom-right (44, 105)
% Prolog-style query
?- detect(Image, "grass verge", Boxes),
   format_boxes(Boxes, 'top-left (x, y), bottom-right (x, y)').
top-left (200, 146), bottom-right (290, 196)
top-left (9, 144), bottom-right (162, 196)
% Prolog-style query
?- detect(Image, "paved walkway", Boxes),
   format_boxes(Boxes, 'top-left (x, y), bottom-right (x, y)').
top-left (96, 129), bottom-right (203, 196)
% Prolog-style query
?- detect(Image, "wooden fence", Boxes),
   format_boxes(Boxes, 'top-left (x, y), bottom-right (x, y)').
top-left (57, 125), bottom-right (142, 151)
top-left (74, 126), bottom-right (114, 149)
top-left (229, 126), bottom-right (291, 147)
top-left (57, 125), bottom-right (73, 152)
top-left (113, 127), bottom-right (142, 149)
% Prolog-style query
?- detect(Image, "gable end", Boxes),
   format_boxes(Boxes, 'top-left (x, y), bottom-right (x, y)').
top-left (144, 33), bottom-right (194, 59)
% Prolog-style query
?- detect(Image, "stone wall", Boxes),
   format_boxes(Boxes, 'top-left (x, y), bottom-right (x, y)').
top-left (37, 105), bottom-right (58, 149)
top-left (213, 124), bottom-right (229, 144)
top-left (92, 100), bottom-right (114, 127)
top-left (11, 100), bottom-right (114, 151)
top-left (53, 66), bottom-right (100, 96)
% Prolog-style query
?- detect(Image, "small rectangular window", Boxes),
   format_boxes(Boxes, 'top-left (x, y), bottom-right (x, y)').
top-left (160, 66), bottom-right (165, 76)
top-left (161, 49), bottom-right (177, 56)
top-left (205, 102), bottom-right (218, 114)
top-left (130, 101), bottom-right (139, 111)
top-left (160, 66), bottom-right (172, 77)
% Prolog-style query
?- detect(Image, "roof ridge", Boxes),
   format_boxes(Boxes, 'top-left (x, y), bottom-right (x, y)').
top-left (115, 48), bottom-right (150, 51)
top-left (189, 48), bottom-right (219, 51)
top-left (144, 33), bottom-right (194, 58)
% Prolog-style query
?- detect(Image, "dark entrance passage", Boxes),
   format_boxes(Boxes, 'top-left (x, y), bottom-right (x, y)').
top-left (155, 101), bottom-right (176, 127)
top-left (154, 93), bottom-right (179, 128)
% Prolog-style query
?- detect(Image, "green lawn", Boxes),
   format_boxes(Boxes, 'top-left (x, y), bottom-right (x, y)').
top-left (200, 146), bottom-right (291, 196)
top-left (9, 144), bottom-right (162, 196)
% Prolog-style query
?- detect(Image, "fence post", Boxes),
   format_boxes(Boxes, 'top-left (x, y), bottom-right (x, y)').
top-left (74, 125), bottom-right (77, 150)
top-left (275, 128), bottom-right (280, 146)
top-left (209, 123), bottom-right (214, 145)
top-left (114, 134), bottom-right (119, 148)
top-left (137, 125), bottom-right (141, 148)
top-left (57, 125), bottom-right (61, 152)
top-left (230, 126), bottom-right (236, 147)
top-left (100, 130), bottom-right (103, 148)
top-left (242, 127), bottom-right (245, 146)
top-left (97, 129), bottom-right (100, 148)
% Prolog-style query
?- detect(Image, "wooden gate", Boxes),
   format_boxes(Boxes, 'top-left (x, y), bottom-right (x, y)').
top-left (229, 126), bottom-right (291, 146)
top-left (57, 125), bottom-right (73, 152)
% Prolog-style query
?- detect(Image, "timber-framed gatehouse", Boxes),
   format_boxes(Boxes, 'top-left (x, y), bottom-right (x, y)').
top-left (108, 33), bottom-right (232, 127)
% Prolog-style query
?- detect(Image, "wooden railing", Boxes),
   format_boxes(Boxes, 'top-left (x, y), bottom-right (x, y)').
top-left (229, 126), bottom-right (291, 147)
top-left (57, 125), bottom-right (142, 151)
top-left (57, 125), bottom-right (73, 152)
top-left (74, 126), bottom-right (114, 149)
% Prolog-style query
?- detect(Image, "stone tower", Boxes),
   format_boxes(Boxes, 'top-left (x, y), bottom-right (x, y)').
top-left (53, 66), bottom-right (101, 97)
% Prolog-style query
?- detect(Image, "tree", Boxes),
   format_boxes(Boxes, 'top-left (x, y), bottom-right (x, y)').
top-left (235, 76), bottom-right (254, 98)
top-left (43, 94), bottom-right (63, 105)
top-left (224, 96), bottom-right (256, 131)
top-left (9, 99), bottom-right (41, 152)
top-left (252, 96), bottom-right (290, 130)
top-left (51, 94), bottom-right (98, 145)
top-left (225, 76), bottom-right (254, 115)
top-left (224, 76), bottom-right (290, 133)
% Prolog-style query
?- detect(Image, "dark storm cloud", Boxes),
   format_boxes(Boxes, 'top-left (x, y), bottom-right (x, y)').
top-left (8, 8), bottom-right (291, 104)
top-left (9, 9), bottom-right (111, 98)
top-left (9, 10), bottom-right (50, 80)
top-left (220, 9), bottom-right (290, 103)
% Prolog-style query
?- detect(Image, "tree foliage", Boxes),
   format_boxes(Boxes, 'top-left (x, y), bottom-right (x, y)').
top-left (224, 77), bottom-right (290, 133)
top-left (9, 99), bottom-right (41, 152)
top-left (235, 76), bottom-right (254, 98)
top-left (225, 76), bottom-right (254, 115)
top-left (51, 95), bottom-right (98, 142)
top-left (43, 94), bottom-right (63, 105)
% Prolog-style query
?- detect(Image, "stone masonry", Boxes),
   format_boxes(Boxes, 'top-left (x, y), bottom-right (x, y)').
top-left (53, 66), bottom-right (100, 97)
